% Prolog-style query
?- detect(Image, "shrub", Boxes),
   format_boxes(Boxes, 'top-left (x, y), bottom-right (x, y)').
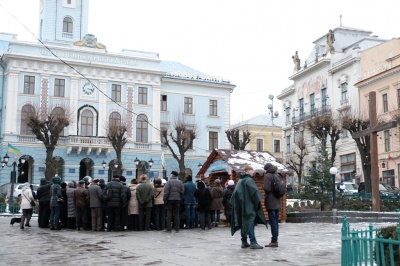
top-left (375, 225), bottom-right (399, 265)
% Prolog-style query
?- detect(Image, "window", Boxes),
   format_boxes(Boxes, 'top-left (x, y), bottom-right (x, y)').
top-left (383, 93), bottom-right (388, 113)
top-left (111, 84), bottom-right (121, 102)
top-left (24, 75), bottom-right (35, 94)
top-left (397, 89), bottom-right (400, 108)
top-left (21, 105), bottom-right (35, 135)
top-left (81, 110), bottom-right (93, 136)
top-left (285, 107), bottom-right (291, 123)
top-left (209, 131), bottom-right (218, 150)
top-left (183, 128), bottom-right (194, 149)
top-left (321, 88), bottom-right (327, 109)
top-left (256, 139), bottom-right (263, 152)
top-left (342, 129), bottom-right (348, 138)
top-left (136, 114), bottom-right (148, 143)
top-left (311, 135), bottom-right (315, 146)
top-left (274, 140), bottom-right (280, 153)
top-left (286, 135), bottom-right (291, 153)
top-left (67, 0), bottom-right (71, 4)
top-left (209, 100), bottom-right (217, 116)
top-left (310, 93), bottom-right (315, 116)
top-left (341, 83), bottom-right (348, 101)
top-left (340, 153), bottom-right (355, 181)
top-left (109, 112), bottom-right (121, 127)
top-left (138, 87), bottom-right (147, 105)
top-left (299, 98), bottom-right (304, 121)
top-left (161, 95), bottom-right (167, 111)
top-left (184, 97), bottom-right (193, 114)
top-left (54, 78), bottom-right (65, 97)
top-left (63, 17), bottom-right (73, 33)
top-left (51, 107), bottom-right (65, 136)
top-left (384, 130), bottom-right (391, 152)
top-left (382, 170), bottom-right (395, 186)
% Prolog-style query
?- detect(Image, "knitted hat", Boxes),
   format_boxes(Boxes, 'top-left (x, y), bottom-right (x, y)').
top-left (228, 180), bottom-right (234, 186)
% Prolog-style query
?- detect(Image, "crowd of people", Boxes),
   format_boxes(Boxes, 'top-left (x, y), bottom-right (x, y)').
top-left (17, 163), bottom-right (285, 250)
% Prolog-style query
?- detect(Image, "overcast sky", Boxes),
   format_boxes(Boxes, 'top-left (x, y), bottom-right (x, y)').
top-left (1, 0), bottom-right (400, 124)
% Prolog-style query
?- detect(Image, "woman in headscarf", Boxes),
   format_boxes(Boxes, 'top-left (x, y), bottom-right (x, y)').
top-left (20, 182), bottom-right (35, 229)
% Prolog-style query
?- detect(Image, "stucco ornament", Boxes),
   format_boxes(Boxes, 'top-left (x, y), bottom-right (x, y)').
top-left (73, 34), bottom-right (106, 49)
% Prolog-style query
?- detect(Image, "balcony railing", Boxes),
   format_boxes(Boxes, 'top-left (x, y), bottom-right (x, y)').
top-left (292, 105), bottom-right (331, 124)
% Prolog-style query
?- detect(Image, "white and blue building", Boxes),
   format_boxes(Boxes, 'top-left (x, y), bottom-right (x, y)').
top-left (0, 0), bottom-right (234, 188)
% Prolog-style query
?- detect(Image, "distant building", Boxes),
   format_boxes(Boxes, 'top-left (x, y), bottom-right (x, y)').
top-left (355, 38), bottom-right (400, 187)
top-left (231, 114), bottom-right (283, 161)
top-left (0, 0), bottom-right (234, 186)
top-left (277, 26), bottom-right (386, 186)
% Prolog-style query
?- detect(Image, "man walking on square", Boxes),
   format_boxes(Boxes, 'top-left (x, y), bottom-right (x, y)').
top-left (163, 171), bottom-right (184, 232)
top-left (231, 165), bottom-right (266, 249)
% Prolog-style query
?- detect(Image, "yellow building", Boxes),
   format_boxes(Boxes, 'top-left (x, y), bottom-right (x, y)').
top-left (231, 115), bottom-right (283, 161)
top-left (355, 38), bottom-right (400, 187)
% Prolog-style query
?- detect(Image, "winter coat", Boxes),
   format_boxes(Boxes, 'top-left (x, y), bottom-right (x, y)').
top-left (194, 185), bottom-right (212, 212)
top-left (121, 182), bottom-right (131, 204)
top-left (105, 179), bottom-right (127, 208)
top-left (136, 182), bottom-right (154, 208)
top-left (66, 187), bottom-right (76, 218)
top-left (183, 181), bottom-right (196, 204)
top-left (88, 183), bottom-right (103, 208)
top-left (153, 185), bottom-right (164, 205)
top-left (128, 184), bottom-right (139, 215)
top-left (50, 176), bottom-right (62, 207)
top-left (263, 164), bottom-right (282, 210)
top-left (74, 186), bottom-right (89, 208)
top-left (230, 173), bottom-right (266, 237)
top-left (37, 178), bottom-right (51, 204)
top-left (223, 185), bottom-right (235, 216)
top-left (163, 177), bottom-right (184, 202)
top-left (210, 186), bottom-right (224, 210)
top-left (20, 184), bottom-right (34, 210)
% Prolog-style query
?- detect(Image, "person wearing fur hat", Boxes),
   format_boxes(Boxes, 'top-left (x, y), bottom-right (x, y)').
top-left (50, 175), bottom-right (62, 230)
top-left (223, 180), bottom-right (235, 227)
top-left (231, 165), bottom-right (266, 249)
top-left (20, 182), bottom-right (35, 229)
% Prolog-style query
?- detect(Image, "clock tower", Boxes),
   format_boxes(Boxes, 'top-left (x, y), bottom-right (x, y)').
top-left (39, 0), bottom-right (89, 44)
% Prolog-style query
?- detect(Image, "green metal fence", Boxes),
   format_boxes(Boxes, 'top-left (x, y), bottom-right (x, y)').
top-left (341, 216), bottom-right (400, 265)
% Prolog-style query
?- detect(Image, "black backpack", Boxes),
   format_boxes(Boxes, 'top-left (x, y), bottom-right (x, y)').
top-left (271, 174), bottom-right (286, 198)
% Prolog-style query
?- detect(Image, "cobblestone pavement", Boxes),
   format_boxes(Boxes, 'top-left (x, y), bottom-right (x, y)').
top-left (0, 216), bottom-right (395, 266)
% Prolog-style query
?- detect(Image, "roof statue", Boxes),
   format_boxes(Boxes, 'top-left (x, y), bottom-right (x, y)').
top-left (73, 34), bottom-right (106, 49)
top-left (325, 29), bottom-right (335, 55)
top-left (292, 51), bottom-right (301, 72)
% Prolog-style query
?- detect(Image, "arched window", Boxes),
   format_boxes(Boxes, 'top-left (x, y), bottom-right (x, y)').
top-left (21, 105), bottom-right (35, 135)
top-left (109, 112), bottom-right (121, 127)
top-left (51, 107), bottom-right (66, 136)
top-left (136, 114), bottom-right (148, 143)
top-left (63, 17), bottom-right (73, 33)
top-left (81, 110), bottom-right (93, 136)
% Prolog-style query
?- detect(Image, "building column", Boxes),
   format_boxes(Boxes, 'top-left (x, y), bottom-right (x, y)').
top-left (98, 80), bottom-right (107, 137)
top-left (126, 83), bottom-right (134, 139)
top-left (40, 75), bottom-right (50, 120)
top-left (69, 77), bottom-right (79, 135)
top-left (151, 85), bottom-right (161, 149)
top-left (4, 72), bottom-right (18, 134)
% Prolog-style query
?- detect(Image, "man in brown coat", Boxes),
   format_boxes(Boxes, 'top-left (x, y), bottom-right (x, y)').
top-left (74, 180), bottom-right (89, 231)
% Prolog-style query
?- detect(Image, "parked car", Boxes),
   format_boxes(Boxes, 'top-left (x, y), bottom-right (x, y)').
top-left (13, 184), bottom-right (39, 198)
top-left (381, 183), bottom-right (400, 199)
top-left (335, 182), bottom-right (358, 194)
top-left (358, 182), bottom-right (398, 200)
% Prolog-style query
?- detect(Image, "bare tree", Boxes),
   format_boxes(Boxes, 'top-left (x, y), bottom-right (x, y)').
top-left (106, 121), bottom-right (128, 176)
top-left (225, 129), bottom-right (251, 150)
top-left (304, 113), bottom-right (340, 164)
top-left (341, 110), bottom-right (371, 193)
top-left (161, 114), bottom-right (197, 181)
top-left (26, 106), bottom-right (71, 180)
top-left (286, 137), bottom-right (308, 187)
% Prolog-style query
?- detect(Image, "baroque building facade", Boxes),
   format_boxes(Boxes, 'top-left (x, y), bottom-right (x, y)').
top-left (0, 0), bottom-right (234, 186)
top-left (277, 26), bottom-right (386, 187)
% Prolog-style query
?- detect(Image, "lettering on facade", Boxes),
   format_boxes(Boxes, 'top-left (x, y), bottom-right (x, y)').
top-left (39, 49), bottom-right (137, 66)
top-left (165, 71), bottom-right (229, 83)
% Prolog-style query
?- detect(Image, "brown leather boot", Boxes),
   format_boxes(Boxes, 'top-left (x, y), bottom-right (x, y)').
top-left (265, 242), bottom-right (279, 247)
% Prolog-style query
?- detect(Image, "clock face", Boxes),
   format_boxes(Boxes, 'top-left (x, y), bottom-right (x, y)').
top-left (82, 82), bottom-right (94, 95)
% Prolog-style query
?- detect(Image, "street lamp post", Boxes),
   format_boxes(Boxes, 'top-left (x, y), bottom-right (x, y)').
top-left (268, 95), bottom-right (279, 153)
top-left (329, 166), bottom-right (338, 224)
top-left (134, 157), bottom-right (154, 179)
top-left (1, 154), bottom-right (26, 206)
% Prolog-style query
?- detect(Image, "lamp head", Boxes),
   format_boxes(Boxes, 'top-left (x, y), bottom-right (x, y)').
top-left (134, 157), bottom-right (140, 166)
top-left (268, 94), bottom-right (274, 100)
top-left (102, 161), bottom-right (107, 169)
top-left (329, 167), bottom-right (338, 175)
top-left (148, 158), bottom-right (154, 167)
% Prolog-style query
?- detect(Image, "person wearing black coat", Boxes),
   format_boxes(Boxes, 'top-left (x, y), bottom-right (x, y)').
top-left (36, 178), bottom-right (51, 228)
top-left (104, 175), bottom-right (127, 232)
top-left (223, 180), bottom-right (235, 227)
top-left (194, 181), bottom-right (212, 230)
top-left (119, 176), bottom-right (131, 231)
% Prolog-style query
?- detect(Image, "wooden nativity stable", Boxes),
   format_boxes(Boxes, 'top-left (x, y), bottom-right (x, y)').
top-left (197, 149), bottom-right (292, 222)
